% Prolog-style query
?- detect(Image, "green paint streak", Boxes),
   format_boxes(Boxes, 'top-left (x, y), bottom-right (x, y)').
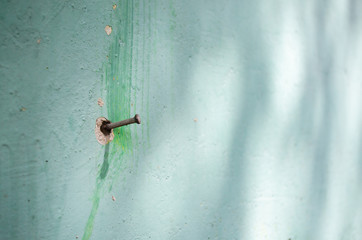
top-left (133, 1), bottom-right (140, 159)
top-left (82, 179), bottom-right (101, 240)
top-left (82, 1), bottom-right (136, 239)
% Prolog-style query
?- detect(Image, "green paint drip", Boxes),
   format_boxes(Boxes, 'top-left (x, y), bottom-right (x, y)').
top-left (82, 181), bottom-right (101, 240)
top-left (82, 1), bottom-right (136, 239)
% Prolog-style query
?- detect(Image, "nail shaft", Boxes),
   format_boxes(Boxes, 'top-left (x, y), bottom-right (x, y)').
top-left (104, 114), bottom-right (141, 131)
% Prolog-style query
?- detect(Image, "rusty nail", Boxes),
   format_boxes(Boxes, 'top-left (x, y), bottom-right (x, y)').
top-left (100, 114), bottom-right (141, 135)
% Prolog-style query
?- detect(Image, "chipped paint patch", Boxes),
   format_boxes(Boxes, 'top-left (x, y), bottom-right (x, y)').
top-left (97, 98), bottom-right (104, 107)
top-left (37, 39), bottom-right (41, 44)
top-left (20, 107), bottom-right (26, 112)
top-left (105, 25), bottom-right (112, 35)
top-left (95, 117), bottom-right (114, 145)
top-left (112, 195), bottom-right (116, 201)
top-left (112, 4), bottom-right (117, 10)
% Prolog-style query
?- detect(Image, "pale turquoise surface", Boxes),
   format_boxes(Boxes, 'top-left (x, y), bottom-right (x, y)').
top-left (1, 0), bottom-right (362, 239)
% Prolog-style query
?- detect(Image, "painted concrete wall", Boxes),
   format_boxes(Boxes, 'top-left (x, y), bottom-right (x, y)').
top-left (1, 0), bottom-right (362, 239)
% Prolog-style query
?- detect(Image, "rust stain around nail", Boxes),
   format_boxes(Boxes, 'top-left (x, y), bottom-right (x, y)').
top-left (95, 117), bottom-right (114, 145)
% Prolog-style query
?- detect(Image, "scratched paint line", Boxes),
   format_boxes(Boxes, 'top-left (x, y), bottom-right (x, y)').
top-left (169, 0), bottom-right (176, 116)
top-left (146, 0), bottom-right (153, 148)
top-left (44, 0), bottom-right (70, 26)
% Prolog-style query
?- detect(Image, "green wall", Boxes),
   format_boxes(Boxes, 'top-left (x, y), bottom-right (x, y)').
top-left (1, 0), bottom-right (362, 239)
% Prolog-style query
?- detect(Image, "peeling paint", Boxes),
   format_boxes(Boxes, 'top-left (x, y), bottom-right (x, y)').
top-left (94, 117), bottom-right (114, 145)
top-left (97, 98), bottom-right (104, 107)
top-left (104, 25), bottom-right (112, 35)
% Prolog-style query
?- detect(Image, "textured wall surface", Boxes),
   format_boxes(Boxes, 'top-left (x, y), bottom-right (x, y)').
top-left (1, 0), bottom-right (362, 239)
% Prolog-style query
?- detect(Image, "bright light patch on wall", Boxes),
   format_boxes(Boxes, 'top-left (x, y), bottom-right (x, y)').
top-left (271, 14), bottom-right (304, 120)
